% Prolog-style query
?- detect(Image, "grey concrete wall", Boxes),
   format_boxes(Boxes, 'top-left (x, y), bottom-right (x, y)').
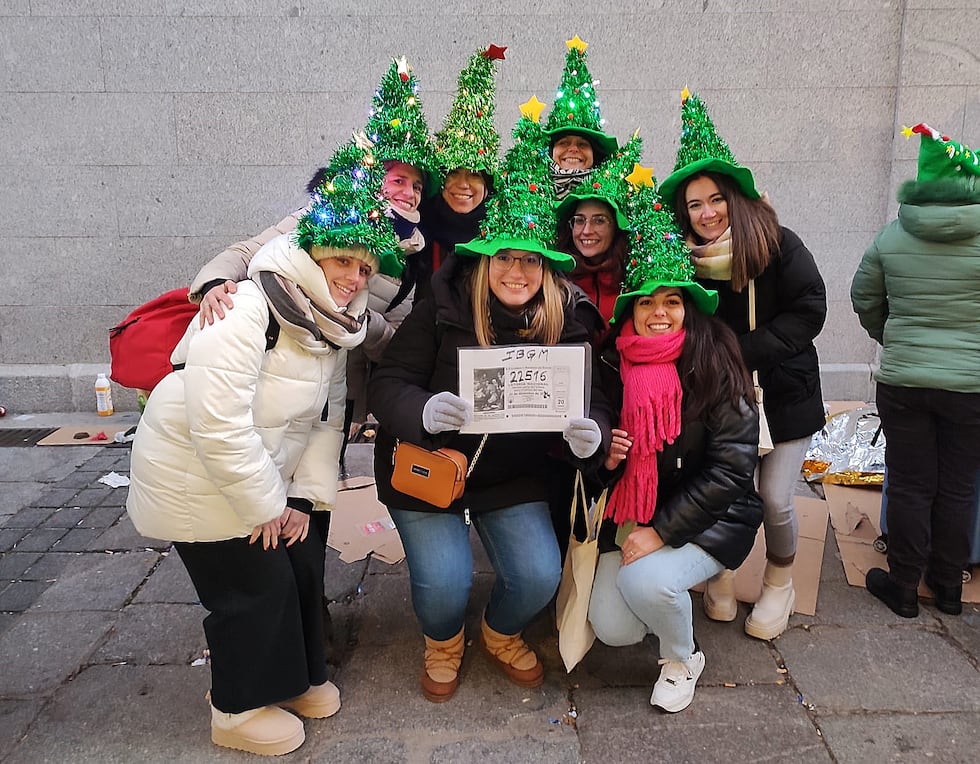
top-left (1, 0), bottom-right (978, 411)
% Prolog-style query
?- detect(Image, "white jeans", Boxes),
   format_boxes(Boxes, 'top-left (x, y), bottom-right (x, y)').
top-left (758, 435), bottom-right (812, 562)
top-left (588, 544), bottom-right (724, 661)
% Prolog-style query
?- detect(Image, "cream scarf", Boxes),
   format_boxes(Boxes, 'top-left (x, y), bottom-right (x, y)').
top-left (687, 227), bottom-right (733, 281)
top-left (248, 235), bottom-right (368, 355)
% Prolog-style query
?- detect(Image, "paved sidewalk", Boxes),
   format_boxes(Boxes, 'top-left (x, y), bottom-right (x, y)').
top-left (0, 418), bottom-right (978, 763)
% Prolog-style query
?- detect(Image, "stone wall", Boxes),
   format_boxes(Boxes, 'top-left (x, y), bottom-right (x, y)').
top-left (1, 1), bottom-right (977, 411)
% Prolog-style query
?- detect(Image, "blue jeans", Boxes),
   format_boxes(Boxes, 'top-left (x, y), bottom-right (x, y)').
top-left (588, 543), bottom-right (724, 661)
top-left (389, 501), bottom-right (561, 640)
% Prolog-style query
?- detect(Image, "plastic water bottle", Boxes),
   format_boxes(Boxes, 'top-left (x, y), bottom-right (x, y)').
top-left (95, 373), bottom-right (114, 416)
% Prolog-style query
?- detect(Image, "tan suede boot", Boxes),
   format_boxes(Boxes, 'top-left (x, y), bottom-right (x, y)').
top-left (280, 680), bottom-right (341, 719)
top-left (421, 628), bottom-right (465, 702)
top-left (480, 617), bottom-right (543, 688)
top-left (703, 569), bottom-right (738, 622)
top-left (210, 703), bottom-right (305, 756)
top-left (744, 561), bottom-right (795, 640)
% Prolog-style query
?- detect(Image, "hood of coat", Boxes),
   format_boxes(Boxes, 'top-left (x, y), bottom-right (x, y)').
top-left (898, 201), bottom-right (980, 243)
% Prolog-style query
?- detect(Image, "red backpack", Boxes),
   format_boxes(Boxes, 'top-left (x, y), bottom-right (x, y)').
top-left (108, 288), bottom-right (199, 392)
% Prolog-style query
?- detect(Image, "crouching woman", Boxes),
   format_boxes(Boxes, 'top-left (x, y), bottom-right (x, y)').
top-left (590, 271), bottom-right (763, 714)
top-left (126, 159), bottom-right (403, 755)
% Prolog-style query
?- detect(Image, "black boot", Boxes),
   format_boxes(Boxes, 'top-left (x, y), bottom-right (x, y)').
top-left (924, 574), bottom-right (963, 616)
top-left (866, 568), bottom-right (918, 618)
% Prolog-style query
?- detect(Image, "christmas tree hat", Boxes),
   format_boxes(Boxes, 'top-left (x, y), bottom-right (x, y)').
top-left (456, 100), bottom-right (576, 271)
top-left (295, 136), bottom-right (404, 278)
top-left (542, 35), bottom-right (618, 162)
top-left (658, 88), bottom-right (760, 209)
top-left (432, 44), bottom-right (506, 183)
top-left (555, 131), bottom-right (646, 231)
top-left (611, 179), bottom-right (718, 324)
top-left (363, 56), bottom-right (437, 192)
top-left (903, 123), bottom-right (980, 183)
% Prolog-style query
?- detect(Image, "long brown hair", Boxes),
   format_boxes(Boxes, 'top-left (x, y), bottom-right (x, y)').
top-left (556, 199), bottom-right (628, 284)
top-left (676, 293), bottom-right (755, 420)
top-left (674, 171), bottom-right (780, 292)
top-left (470, 253), bottom-right (569, 347)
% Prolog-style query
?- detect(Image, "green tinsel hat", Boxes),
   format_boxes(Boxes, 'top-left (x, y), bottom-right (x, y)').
top-left (541, 35), bottom-right (618, 162)
top-left (432, 44), bottom-right (506, 183)
top-left (363, 56), bottom-right (437, 191)
top-left (456, 100), bottom-right (575, 271)
top-left (658, 87), bottom-right (760, 208)
top-left (611, 177), bottom-right (718, 324)
top-left (294, 137), bottom-right (404, 278)
top-left (904, 123), bottom-right (980, 182)
top-left (555, 131), bottom-right (646, 231)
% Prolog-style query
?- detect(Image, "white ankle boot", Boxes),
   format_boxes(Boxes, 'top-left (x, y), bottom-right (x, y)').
top-left (744, 562), bottom-right (795, 640)
top-left (703, 569), bottom-right (738, 622)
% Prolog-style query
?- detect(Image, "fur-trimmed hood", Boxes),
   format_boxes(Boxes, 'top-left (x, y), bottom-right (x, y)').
top-left (898, 175), bottom-right (980, 205)
top-left (898, 177), bottom-right (980, 243)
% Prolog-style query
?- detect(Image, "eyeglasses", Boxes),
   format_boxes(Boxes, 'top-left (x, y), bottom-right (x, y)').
top-left (569, 214), bottom-right (612, 230)
top-left (490, 253), bottom-right (544, 270)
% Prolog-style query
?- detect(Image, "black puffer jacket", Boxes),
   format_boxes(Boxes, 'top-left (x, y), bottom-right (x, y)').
top-left (698, 227), bottom-right (826, 443)
top-left (369, 253), bottom-right (612, 515)
top-left (596, 344), bottom-right (764, 570)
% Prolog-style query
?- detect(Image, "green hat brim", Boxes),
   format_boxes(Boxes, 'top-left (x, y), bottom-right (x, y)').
top-left (658, 158), bottom-right (760, 210)
top-left (611, 279), bottom-right (719, 324)
top-left (455, 236), bottom-right (576, 272)
top-left (555, 192), bottom-right (631, 231)
top-left (543, 127), bottom-right (619, 163)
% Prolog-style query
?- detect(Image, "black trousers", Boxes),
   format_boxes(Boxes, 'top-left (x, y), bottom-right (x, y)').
top-left (876, 382), bottom-right (980, 588)
top-left (175, 523), bottom-right (329, 714)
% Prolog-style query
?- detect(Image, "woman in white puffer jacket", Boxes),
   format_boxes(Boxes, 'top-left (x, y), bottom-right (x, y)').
top-left (127, 230), bottom-right (388, 756)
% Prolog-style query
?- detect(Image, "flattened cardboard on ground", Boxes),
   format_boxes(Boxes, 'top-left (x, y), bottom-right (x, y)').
top-left (37, 425), bottom-right (132, 445)
top-left (824, 483), bottom-right (980, 603)
top-left (328, 479), bottom-right (405, 564)
top-left (694, 495), bottom-right (828, 616)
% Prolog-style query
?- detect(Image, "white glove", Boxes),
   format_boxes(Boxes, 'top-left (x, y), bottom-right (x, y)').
top-left (563, 417), bottom-right (602, 458)
top-left (422, 392), bottom-right (473, 434)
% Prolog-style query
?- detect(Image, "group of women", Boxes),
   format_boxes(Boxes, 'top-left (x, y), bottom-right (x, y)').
top-left (125, 41), bottom-right (827, 756)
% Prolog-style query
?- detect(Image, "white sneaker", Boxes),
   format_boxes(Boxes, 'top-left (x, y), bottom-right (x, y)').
top-left (650, 651), bottom-right (705, 713)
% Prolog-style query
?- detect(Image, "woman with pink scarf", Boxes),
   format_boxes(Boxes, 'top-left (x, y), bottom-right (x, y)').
top-left (589, 263), bottom-right (763, 714)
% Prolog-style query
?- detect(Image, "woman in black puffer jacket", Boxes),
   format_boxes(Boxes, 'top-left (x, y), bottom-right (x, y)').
top-left (589, 276), bottom-right (763, 715)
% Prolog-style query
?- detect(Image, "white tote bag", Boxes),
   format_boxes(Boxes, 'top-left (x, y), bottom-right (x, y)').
top-left (555, 471), bottom-right (608, 672)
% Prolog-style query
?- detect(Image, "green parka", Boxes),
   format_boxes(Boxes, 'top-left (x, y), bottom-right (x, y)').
top-left (850, 178), bottom-right (980, 393)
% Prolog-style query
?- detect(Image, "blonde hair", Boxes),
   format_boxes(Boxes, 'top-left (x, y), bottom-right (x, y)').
top-left (470, 252), bottom-right (569, 347)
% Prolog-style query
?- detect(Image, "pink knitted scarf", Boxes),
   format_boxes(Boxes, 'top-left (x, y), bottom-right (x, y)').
top-left (605, 322), bottom-right (686, 525)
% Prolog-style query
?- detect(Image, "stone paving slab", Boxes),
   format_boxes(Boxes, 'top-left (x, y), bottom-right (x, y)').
top-left (0, 699), bottom-right (43, 762)
top-left (3, 665), bottom-right (214, 764)
top-left (87, 513), bottom-right (158, 552)
top-left (818, 711), bottom-right (980, 763)
top-left (338, 639), bottom-right (571, 735)
top-left (93, 602), bottom-right (207, 667)
top-left (131, 549), bottom-right (198, 604)
top-left (0, 611), bottom-right (116, 695)
top-left (778, 625), bottom-right (980, 712)
top-left (575, 683), bottom-right (833, 764)
top-left (31, 550), bottom-right (157, 613)
top-left (0, 447), bottom-right (97, 484)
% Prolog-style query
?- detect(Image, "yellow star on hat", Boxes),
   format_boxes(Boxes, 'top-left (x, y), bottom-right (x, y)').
top-left (566, 35), bottom-right (588, 53)
top-left (625, 163), bottom-right (655, 188)
top-left (520, 95), bottom-right (547, 123)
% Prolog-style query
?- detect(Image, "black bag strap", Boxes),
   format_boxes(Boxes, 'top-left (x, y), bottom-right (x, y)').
top-left (173, 309), bottom-right (279, 373)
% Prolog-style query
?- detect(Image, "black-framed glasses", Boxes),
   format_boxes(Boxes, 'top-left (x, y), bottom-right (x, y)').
top-left (490, 253), bottom-right (544, 270)
top-left (569, 214), bottom-right (612, 230)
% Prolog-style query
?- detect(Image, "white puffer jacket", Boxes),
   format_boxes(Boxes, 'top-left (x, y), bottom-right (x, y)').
top-left (127, 247), bottom-right (349, 543)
